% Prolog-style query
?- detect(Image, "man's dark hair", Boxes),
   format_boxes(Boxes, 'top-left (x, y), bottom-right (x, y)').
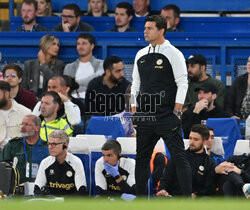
top-left (146, 15), bottom-right (167, 36)
top-left (3, 63), bottom-right (23, 78)
top-left (62, 75), bottom-right (79, 98)
top-left (101, 140), bottom-right (122, 156)
top-left (62, 4), bottom-right (81, 17)
top-left (103, 56), bottom-right (122, 71)
top-left (190, 124), bottom-right (210, 141)
top-left (0, 80), bottom-right (11, 92)
top-left (42, 91), bottom-right (64, 117)
top-left (206, 126), bottom-right (214, 132)
top-left (116, 2), bottom-right (134, 17)
top-left (77, 33), bottom-right (95, 45)
top-left (21, 0), bottom-right (38, 10)
top-left (162, 4), bottom-right (180, 18)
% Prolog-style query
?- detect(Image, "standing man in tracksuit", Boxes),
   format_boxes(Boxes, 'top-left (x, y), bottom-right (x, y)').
top-left (131, 15), bottom-right (192, 196)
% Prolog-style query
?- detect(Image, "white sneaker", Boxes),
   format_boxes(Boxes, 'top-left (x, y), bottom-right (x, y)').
top-left (242, 183), bottom-right (250, 198)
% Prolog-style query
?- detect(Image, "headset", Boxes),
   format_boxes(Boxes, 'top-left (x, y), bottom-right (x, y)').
top-left (63, 144), bottom-right (67, 150)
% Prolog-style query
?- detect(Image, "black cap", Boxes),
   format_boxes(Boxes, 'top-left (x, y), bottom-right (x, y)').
top-left (187, 54), bottom-right (207, 66)
top-left (194, 83), bottom-right (217, 94)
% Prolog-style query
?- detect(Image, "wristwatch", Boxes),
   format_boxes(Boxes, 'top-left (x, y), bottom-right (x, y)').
top-left (173, 110), bottom-right (182, 117)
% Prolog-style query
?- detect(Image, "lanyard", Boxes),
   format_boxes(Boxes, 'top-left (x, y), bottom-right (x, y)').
top-left (23, 137), bottom-right (42, 163)
top-left (44, 122), bottom-right (49, 142)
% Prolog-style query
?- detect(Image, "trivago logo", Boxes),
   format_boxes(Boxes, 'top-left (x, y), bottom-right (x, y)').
top-left (49, 182), bottom-right (74, 190)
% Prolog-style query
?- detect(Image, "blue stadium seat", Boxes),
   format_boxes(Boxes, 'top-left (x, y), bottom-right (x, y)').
top-left (206, 118), bottom-right (242, 159)
top-left (86, 116), bottom-right (125, 140)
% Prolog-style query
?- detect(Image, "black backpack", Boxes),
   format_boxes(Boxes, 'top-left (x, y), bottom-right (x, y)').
top-left (0, 161), bottom-right (20, 196)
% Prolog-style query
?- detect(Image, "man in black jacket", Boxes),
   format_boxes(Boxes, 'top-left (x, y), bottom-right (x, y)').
top-left (53, 4), bottom-right (94, 32)
top-left (182, 83), bottom-right (226, 138)
top-left (217, 153), bottom-right (250, 198)
top-left (157, 124), bottom-right (216, 198)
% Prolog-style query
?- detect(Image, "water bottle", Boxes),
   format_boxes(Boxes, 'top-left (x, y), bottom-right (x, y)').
top-left (245, 115), bottom-right (250, 140)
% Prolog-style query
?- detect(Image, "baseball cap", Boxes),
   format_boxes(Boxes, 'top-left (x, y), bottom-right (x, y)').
top-left (187, 54), bottom-right (207, 66)
top-left (194, 83), bottom-right (217, 94)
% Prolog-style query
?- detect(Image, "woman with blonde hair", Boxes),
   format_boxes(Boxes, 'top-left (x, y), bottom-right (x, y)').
top-left (22, 34), bottom-right (65, 97)
top-left (36, 0), bottom-right (52, 16)
top-left (87, 0), bottom-right (108, 16)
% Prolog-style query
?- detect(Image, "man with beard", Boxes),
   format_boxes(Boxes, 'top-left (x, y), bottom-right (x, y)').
top-left (0, 81), bottom-right (31, 150)
top-left (16, 0), bottom-right (47, 32)
top-left (85, 56), bottom-right (130, 116)
top-left (53, 4), bottom-right (94, 32)
top-left (182, 83), bottom-right (226, 138)
top-left (184, 54), bottom-right (225, 111)
top-left (107, 2), bottom-right (136, 32)
top-left (64, 33), bottom-right (104, 98)
top-left (157, 124), bottom-right (216, 198)
top-left (39, 91), bottom-right (73, 142)
top-left (0, 115), bottom-right (49, 184)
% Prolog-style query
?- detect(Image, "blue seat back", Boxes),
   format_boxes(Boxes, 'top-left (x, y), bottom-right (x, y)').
top-left (86, 116), bottom-right (125, 140)
top-left (206, 118), bottom-right (242, 159)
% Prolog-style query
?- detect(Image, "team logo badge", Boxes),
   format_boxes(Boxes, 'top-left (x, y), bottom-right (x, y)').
top-left (156, 59), bottom-right (163, 65)
top-left (199, 166), bottom-right (204, 171)
top-left (49, 169), bottom-right (54, 175)
top-left (66, 171), bottom-right (73, 177)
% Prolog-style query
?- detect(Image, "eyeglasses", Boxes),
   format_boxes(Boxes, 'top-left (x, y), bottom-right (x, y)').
top-left (48, 142), bottom-right (64, 148)
top-left (62, 15), bottom-right (76, 19)
top-left (4, 73), bottom-right (17, 78)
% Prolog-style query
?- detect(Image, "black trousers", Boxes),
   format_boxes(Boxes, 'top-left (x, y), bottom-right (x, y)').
top-left (222, 172), bottom-right (244, 196)
top-left (135, 115), bottom-right (192, 196)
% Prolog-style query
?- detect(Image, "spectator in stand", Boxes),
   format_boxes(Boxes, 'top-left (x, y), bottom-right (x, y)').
top-left (85, 56), bottom-right (130, 117)
top-left (225, 56), bottom-right (250, 119)
top-left (182, 83), bottom-right (226, 139)
top-left (0, 81), bottom-right (31, 149)
top-left (133, 0), bottom-right (152, 17)
top-left (53, 4), bottom-right (94, 32)
top-left (3, 63), bottom-right (38, 110)
top-left (32, 76), bottom-right (81, 126)
top-left (160, 4), bottom-right (183, 32)
top-left (17, 0), bottom-right (47, 32)
top-left (86, 0), bottom-right (108, 17)
top-left (36, 0), bottom-right (52, 16)
top-left (0, 115), bottom-right (49, 184)
top-left (62, 75), bottom-right (85, 117)
top-left (64, 33), bottom-right (104, 99)
top-left (107, 2), bottom-right (136, 32)
top-left (39, 91), bottom-right (73, 142)
top-left (184, 54), bottom-right (226, 111)
top-left (22, 34), bottom-right (65, 98)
